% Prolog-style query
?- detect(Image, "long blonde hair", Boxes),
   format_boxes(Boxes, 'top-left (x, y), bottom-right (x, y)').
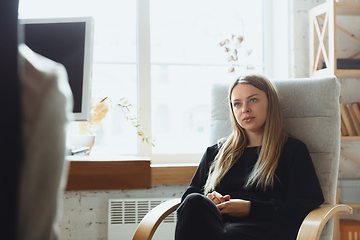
top-left (204, 73), bottom-right (287, 194)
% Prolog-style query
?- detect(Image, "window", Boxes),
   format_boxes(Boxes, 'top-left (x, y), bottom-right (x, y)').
top-left (149, 0), bottom-right (265, 162)
top-left (19, 0), bottom-right (139, 155)
top-left (19, 0), bottom-right (267, 163)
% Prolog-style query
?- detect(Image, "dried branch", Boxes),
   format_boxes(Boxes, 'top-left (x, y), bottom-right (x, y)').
top-left (117, 98), bottom-right (155, 147)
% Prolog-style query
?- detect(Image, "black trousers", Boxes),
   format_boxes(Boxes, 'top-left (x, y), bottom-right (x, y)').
top-left (175, 193), bottom-right (279, 240)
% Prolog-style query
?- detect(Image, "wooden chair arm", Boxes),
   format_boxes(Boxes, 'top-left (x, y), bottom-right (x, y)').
top-left (132, 201), bottom-right (352, 240)
top-left (132, 198), bottom-right (181, 240)
top-left (297, 204), bottom-right (353, 240)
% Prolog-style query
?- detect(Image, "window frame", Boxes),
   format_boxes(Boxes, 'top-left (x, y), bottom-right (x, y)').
top-left (137, 0), bottom-right (277, 164)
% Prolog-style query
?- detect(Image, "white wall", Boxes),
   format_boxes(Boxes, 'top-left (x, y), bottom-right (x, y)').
top-left (59, 0), bottom-right (360, 239)
top-left (59, 184), bottom-right (187, 239)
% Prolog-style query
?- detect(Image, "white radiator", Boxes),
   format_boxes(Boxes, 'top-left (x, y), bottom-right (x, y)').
top-left (108, 198), bottom-right (177, 240)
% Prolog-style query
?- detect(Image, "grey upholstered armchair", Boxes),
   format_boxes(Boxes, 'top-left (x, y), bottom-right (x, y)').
top-left (132, 76), bottom-right (352, 240)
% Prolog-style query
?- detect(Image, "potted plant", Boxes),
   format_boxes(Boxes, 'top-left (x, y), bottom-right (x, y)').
top-left (68, 96), bottom-right (154, 153)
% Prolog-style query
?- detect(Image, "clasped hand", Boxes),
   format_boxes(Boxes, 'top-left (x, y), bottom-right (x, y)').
top-left (207, 191), bottom-right (251, 218)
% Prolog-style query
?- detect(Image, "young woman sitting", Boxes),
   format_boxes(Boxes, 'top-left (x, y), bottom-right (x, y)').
top-left (175, 73), bottom-right (324, 240)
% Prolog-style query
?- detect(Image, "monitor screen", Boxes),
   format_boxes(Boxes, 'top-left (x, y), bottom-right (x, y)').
top-left (20, 17), bottom-right (94, 121)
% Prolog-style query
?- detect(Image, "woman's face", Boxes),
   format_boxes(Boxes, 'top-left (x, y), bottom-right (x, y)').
top-left (231, 83), bottom-right (268, 136)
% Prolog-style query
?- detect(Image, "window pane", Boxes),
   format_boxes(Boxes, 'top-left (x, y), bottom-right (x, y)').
top-left (95, 25), bottom-right (136, 63)
top-left (150, 0), bottom-right (264, 154)
top-left (150, 0), bottom-right (263, 66)
top-left (90, 64), bottom-right (138, 154)
top-left (20, 0), bottom-right (138, 154)
top-left (151, 65), bottom-right (231, 154)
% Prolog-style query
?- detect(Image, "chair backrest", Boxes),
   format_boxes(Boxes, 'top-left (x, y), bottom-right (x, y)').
top-left (210, 76), bottom-right (341, 240)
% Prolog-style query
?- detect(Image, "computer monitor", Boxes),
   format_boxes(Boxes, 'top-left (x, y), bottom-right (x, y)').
top-left (20, 17), bottom-right (94, 121)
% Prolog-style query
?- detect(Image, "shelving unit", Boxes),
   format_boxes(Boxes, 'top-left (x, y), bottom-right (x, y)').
top-left (309, 3), bottom-right (360, 239)
top-left (309, 1), bottom-right (360, 78)
top-left (309, 0), bottom-right (360, 181)
top-left (341, 137), bottom-right (360, 166)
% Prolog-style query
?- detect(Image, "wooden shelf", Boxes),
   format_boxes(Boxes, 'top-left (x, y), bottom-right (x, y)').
top-left (65, 156), bottom-right (151, 191)
top-left (336, 69), bottom-right (360, 79)
top-left (335, 2), bottom-right (360, 16)
top-left (348, 204), bottom-right (360, 208)
top-left (309, 1), bottom-right (360, 78)
top-left (341, 136), bottom-right (360, 140)
top-left (151, 163), bottom-right (197, 184)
